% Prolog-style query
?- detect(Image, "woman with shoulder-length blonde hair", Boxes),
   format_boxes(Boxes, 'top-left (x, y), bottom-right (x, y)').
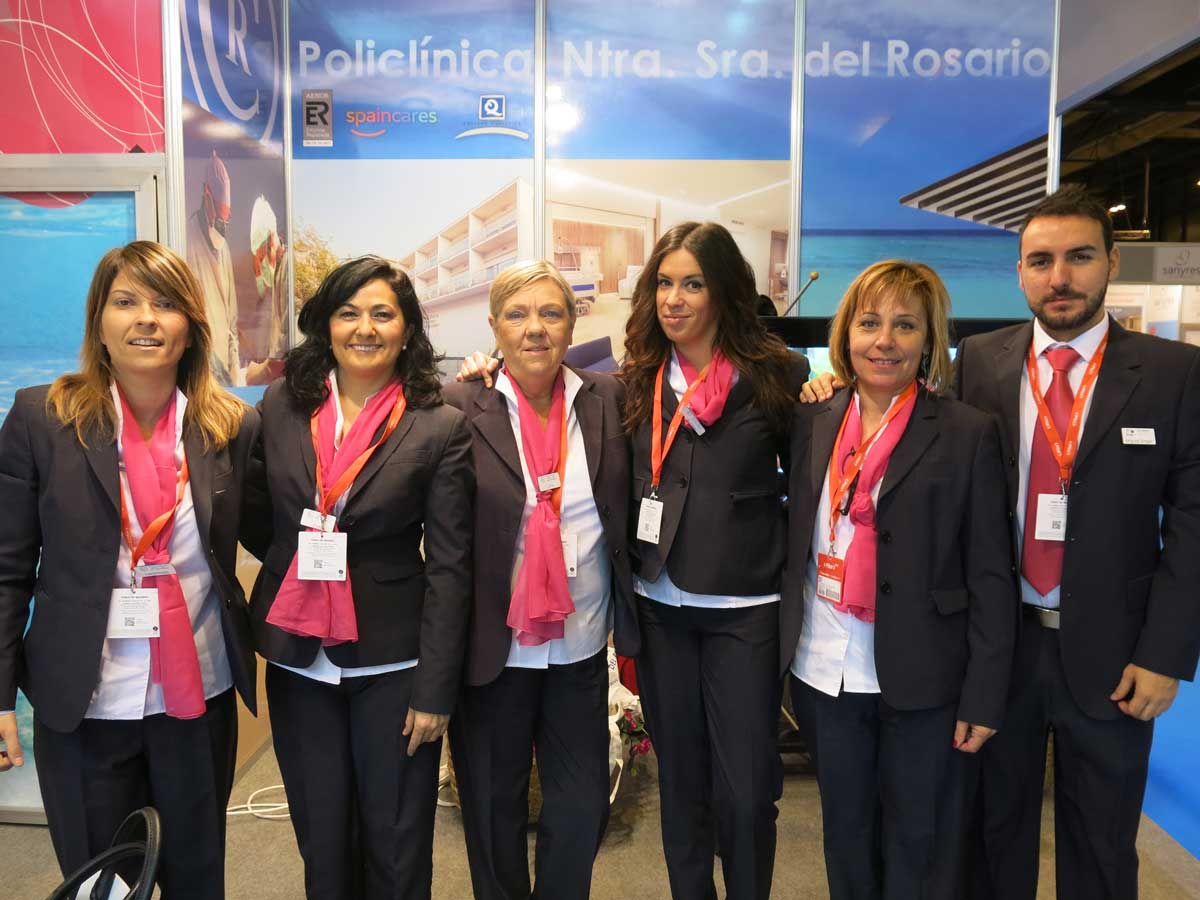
top-left (782, 260), bottom-right (1016, 900)
top-left (0, 241), bottom-right (261, 898)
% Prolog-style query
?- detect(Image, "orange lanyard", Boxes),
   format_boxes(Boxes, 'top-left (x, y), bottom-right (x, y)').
top-left (650, 357), bottom-right (710, 496)
top-left (310, 392), bottom-right (407, 517)
top-left (825, 382), bottom-right (917, 550)
top-left (1025, 333), bottom-right (1108, 488)
top-left (119, 455), bottom-right (190, 579)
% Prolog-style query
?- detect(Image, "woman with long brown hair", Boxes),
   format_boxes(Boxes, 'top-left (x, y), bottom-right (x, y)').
top-left (0, 241), bottom-right (259, 898)
top-left (624, 221), bottom-right (807, 900)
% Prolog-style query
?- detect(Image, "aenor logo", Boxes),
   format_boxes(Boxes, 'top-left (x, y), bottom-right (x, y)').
top-left (345, 108), bottom-right (439, 138)
top-left (302, 89), bottom-right (333, 147)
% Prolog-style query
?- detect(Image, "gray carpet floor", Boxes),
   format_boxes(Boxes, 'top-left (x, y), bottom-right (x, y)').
top-left (4, 743), bottom-right (1199, 899)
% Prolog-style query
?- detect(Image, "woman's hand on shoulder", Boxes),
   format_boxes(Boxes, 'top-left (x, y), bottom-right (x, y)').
top-left (456, 352), bottom-right (500, 388)
top-left (799, 372), bottom-right (844, 404)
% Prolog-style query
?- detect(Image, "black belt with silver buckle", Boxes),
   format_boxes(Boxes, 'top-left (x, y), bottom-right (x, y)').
top-left (1022, 604), bottom-right (1060, 630)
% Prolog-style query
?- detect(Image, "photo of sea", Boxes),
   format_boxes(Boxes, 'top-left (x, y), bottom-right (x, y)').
top-left (0, 192), bottom-right (136, 419)
top-left (0, 190), bottom-right (135, 820)
top-left (796, 229), bottom-right (1027, 320)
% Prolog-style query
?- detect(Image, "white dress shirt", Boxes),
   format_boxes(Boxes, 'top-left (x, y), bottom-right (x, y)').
top-left (1017, 315), bottom-right (1109, 610)
top-left (85, 387), bottom-right (233, 720)
top-left (790, 392), bottom-right (894, 697)
top-left (498, 368), bottom-right (612, 668)
top-left (270, 370), bottom-right (418, 685)
top-left (636, 348), bottom-right (780, 609)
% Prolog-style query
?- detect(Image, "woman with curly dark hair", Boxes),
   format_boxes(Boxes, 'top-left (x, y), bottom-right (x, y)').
top-left (242, 256), bottom-right (474, 899)
top-left (624, 222), bottom-right (808, 900)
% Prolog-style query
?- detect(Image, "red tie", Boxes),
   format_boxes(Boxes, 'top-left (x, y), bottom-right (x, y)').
top-left (1021, 346), bottom-right (1081, 595)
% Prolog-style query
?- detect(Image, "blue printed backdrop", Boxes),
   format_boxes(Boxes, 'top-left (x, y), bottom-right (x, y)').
top-left (290, 0), bottom-right (536, 159)
top-left (547, 0), bottom-right (794, 160)
top-left (181, 0), bottom-right (286, 147)
top-left (798, 0), bottom-right (1055, 318)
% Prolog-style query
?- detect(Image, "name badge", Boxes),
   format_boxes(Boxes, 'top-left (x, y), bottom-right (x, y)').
top-left (561, 531), bottom-right (579, 578)
top-left (1034, 493), bottom-right (1068, 542)
top-left (537, 472), bottom-right (562, 492)
top-left (106, 588), bottom-right (160, 639)
top-left (297, 531), bottom-right (348, 581)
top-left (815, 553), bottom-right (845, 604)
top-left (681, 405), bottom-right (706, 435)
top-left (1121, 427), bottom-right (1156, 446)
top-left (134, 563), bottom-right (175, 579)
top-left (637, 497), bottom-right (664, 545)
top-left (300, 508), bottom-right (336, 532)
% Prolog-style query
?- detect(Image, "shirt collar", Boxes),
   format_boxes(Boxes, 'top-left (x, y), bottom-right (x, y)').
top-left (110, 383), bottom-right (188, 450)
top-left (328, 368), bottom-right (388, 450)
top-left (1031, 312), bottom-right (1110, 363)
top-left (496, 364), bottom-right (582, 413)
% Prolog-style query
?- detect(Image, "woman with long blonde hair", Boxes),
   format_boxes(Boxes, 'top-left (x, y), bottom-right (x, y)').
top-left (0, 241), bottom-right (260, 898)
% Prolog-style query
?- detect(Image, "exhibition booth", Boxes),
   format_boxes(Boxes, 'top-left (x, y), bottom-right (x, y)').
top-left (1, 0), bottom-right (1198, 872)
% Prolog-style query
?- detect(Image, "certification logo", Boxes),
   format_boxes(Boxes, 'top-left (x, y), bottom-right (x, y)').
top-left (303, 89), bottom-right (333, 147)
top-left (479, 95), bottom-right (506, 121)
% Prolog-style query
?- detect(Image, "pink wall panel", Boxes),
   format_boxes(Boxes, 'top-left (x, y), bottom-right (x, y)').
top-left (0, 0), bottom-right (164, 153)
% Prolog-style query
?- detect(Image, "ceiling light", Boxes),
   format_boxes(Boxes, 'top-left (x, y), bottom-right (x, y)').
top-left (1108, 203), bottom-right (1126, 213)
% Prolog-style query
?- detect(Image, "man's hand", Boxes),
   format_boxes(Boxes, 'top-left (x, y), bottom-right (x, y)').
top-left (1110, 664), bottom-right (1180, 720)
top-left (0, 712), bottom-right (24, 772)
top-left (456, 352), bottom-right (500, 387)
top-left (403, 708), bottom-right (449, 757)
top-left (799, 372), bottom-right (844, 403)
top-left (953, 720), bottom-right (997, 754)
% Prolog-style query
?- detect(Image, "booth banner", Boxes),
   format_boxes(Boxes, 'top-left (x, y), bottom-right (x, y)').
top-left (798, 0), bottom-right (1054, 319)
top-left (547, 0), bottom-right (793, 160)
top-left (290, 0), bottom-right (535, 160)
top-left (543, 0), bottom-right (796, 365)
top-left (0, 1), bottom-right (165, 154)
top-left (181, 0), bottom-right (291, 390)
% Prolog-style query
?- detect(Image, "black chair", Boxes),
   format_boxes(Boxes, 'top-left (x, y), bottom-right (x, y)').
top-left (45, 807), bottom-right (161, 900)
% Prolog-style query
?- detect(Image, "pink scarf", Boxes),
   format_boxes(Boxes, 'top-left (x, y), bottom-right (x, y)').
top-left (831, 389), bottom-right (917, 623)
top-left (506, 369), bottom-right (575, 645)
top-left (267, 377), bottom-right (404, 645)
top-left (675, 348), bottom-right (736, 426)
top-left (118, 388), bottom-right (206, 720)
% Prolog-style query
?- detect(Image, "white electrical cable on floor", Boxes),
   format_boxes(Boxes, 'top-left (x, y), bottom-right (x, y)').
top-left (226, 784), bottom-right (291, 821)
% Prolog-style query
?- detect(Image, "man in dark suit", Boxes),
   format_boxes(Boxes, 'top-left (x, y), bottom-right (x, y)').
top-left (957, 185), bottom-right (1200, 900)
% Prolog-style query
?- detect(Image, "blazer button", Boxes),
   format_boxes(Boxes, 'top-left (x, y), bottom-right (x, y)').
top-left (1008, 456), bottom-right (1017, 466)
top-left (678, 476), bottom-right (688, 488)
top-left (613, 548), bottom-right (622, 558)
top-left (602, 505), bottom-right (611, 518)
top-left (879, 530), bottom-right (892, 544)
top-left (342, 514), bottom-right (355, 528)
top-left (879, 580), bottom-right (892, 594)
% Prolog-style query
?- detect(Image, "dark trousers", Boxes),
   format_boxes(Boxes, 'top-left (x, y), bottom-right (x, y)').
top-left (970, 621), bottom-right (1153, 900)
top-left (790, 677), bottom-right (970, 900)
top-left (266, 663), bottom-right (442, 900)
top-left (34, 688), bottom-right (237, 900)
top-left (450, 649), bottom-right (611, 900)
top-left (636, 596), bottom-right (782, 900)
